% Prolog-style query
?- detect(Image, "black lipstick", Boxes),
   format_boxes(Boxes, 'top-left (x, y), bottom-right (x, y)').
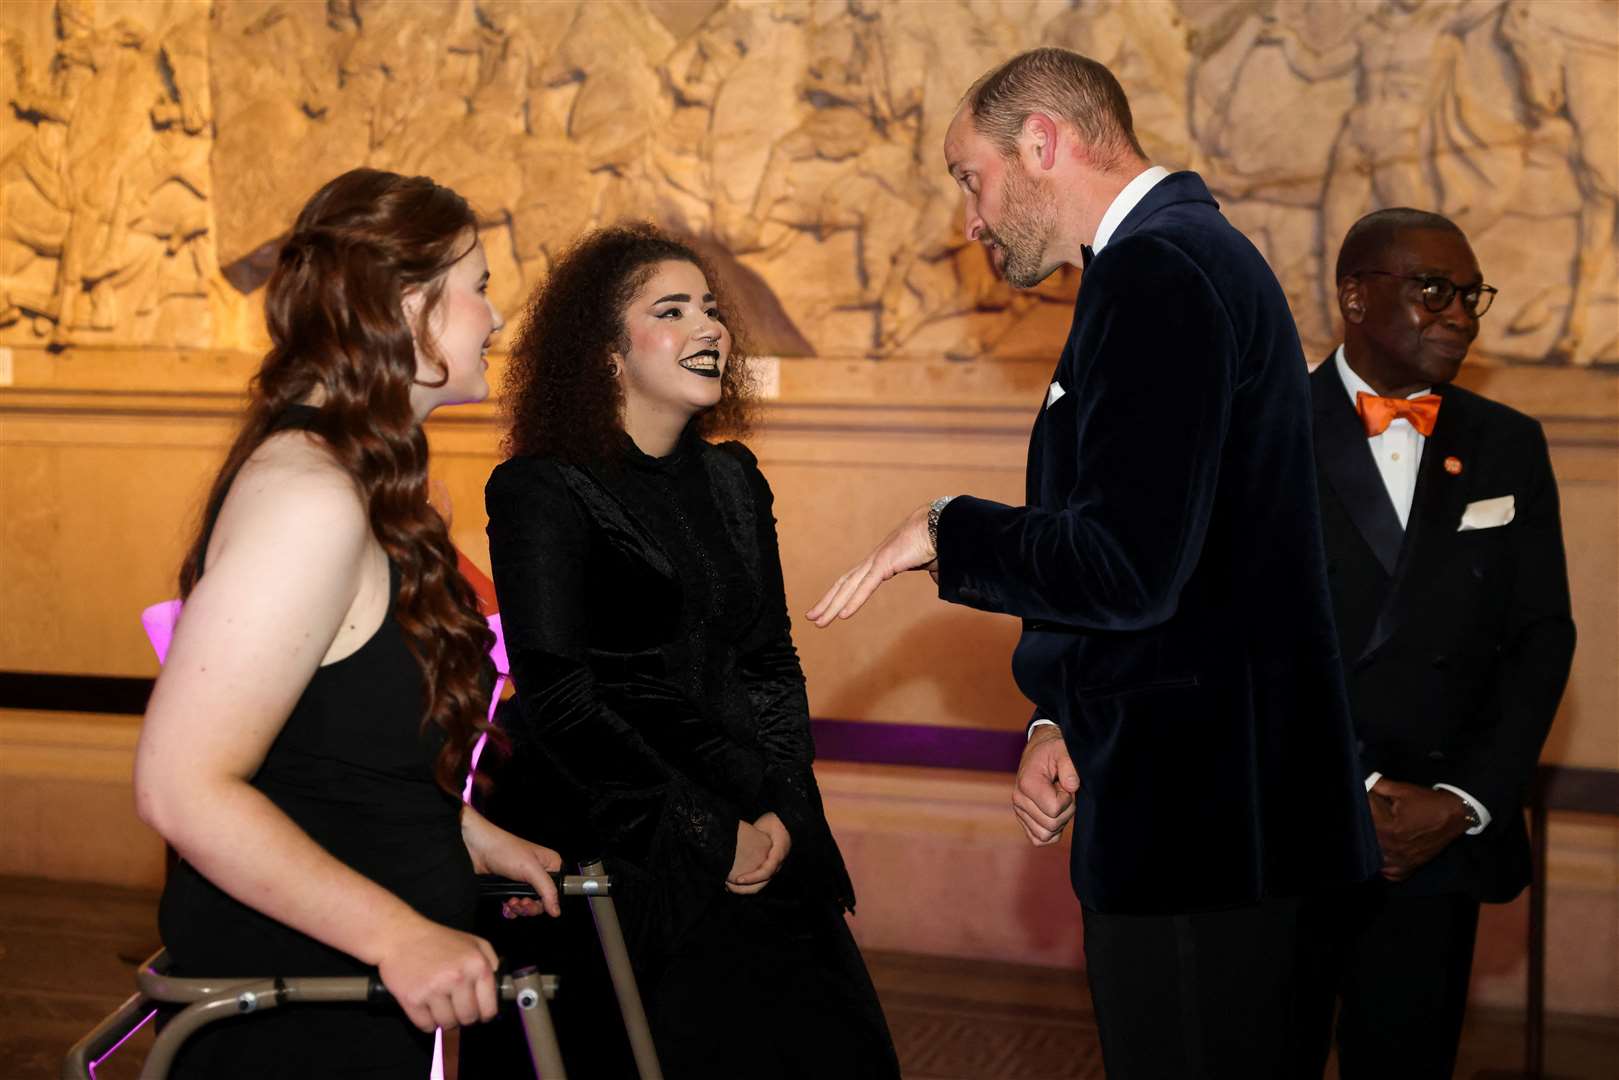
top-left (678, 349), bottom-right (722, 378)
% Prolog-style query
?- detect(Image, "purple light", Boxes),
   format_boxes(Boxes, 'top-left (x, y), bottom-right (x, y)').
top-left (141, 600), bottom-right (182, 664)
top-left (88, 1007), bottom-right (158, 1077)
top-left (462, 615), bottom-right (507, 803)
top-left (462, 729), bottom-right (491, 804)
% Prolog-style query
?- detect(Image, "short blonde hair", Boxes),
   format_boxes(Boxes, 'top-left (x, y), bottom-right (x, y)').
top-left (964, 48), bottom-right (1144, 168)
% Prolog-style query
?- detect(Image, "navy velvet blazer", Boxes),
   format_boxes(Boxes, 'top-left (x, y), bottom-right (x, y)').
top-left (936, 172), bottom-right (1379, 915)
top-left (1311, 358), bottom-right (1575, 902)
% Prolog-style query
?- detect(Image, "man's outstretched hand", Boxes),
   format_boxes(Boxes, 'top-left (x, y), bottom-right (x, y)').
top-left (807, 504), bottom-right (936, 627)
top-left (1014, 725), bottom-right (1081, 845)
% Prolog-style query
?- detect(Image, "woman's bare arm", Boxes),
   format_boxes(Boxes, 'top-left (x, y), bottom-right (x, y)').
top-left (134, 434), bottom-right (499, 1031)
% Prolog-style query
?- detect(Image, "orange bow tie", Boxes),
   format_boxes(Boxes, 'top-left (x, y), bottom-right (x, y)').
top-left (1357, 391), bottom-right (1441, 438)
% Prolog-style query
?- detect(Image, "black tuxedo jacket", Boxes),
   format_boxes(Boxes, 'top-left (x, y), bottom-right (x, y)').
top-left (1311, 358), bottom-right (1575, 901)
top-left (936, 172), bottom-right (1379, 915)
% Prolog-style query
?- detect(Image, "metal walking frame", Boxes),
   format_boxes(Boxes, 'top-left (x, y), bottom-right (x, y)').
top-left (63, 869), bottom-right (664, 1080)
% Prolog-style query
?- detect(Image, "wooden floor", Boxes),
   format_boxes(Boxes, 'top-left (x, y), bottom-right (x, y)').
top-left (5, 875), bottom-right (1614, 1079)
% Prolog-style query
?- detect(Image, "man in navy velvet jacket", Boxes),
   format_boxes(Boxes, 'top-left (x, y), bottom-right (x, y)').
top-left (810, 48), bottom-right (1378, 1076)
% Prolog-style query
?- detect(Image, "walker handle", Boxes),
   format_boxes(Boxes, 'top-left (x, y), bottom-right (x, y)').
top-left (476, 872), bottom-right (612, 898)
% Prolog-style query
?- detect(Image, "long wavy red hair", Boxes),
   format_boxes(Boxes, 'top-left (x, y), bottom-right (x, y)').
top-left (179, 167), bottom-right (495, 796)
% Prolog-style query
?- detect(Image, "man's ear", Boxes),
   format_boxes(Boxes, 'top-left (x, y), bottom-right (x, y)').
top-left (1339, 277), bottom-right (1366, 325)
top-left (1022, 111), bottom-right (1060, 171)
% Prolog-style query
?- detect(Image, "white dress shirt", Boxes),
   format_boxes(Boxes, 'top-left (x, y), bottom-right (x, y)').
top-left (1333, 346), bottom-right (1425, 528)
top-left (1336, 346), bottom-right (1490, 835)
top-left (1092, 165), bottom-right (1172, 254)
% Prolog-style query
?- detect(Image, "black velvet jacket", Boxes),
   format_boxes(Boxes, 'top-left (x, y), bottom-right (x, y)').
top-left (485, 431), bottom-right (853, 952)
top-left (936, 172), bottom-right (1381, 915)
top-left (1312, 358), bottom-right (1575, 902)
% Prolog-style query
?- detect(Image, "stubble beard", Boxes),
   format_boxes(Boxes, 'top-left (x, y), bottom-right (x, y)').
top-left (991, 166), bottom-right (1059, 289)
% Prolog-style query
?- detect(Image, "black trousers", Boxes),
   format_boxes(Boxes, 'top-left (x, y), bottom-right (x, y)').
top-left (1082, 895), bottom-right (1342, 1079)
top-left (1334, 888), bottom-right (1480, 1080)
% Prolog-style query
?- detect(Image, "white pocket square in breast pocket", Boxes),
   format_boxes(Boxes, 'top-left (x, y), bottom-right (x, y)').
top-left (1046, 381), bottom-right (1067, 409)
top-left (1458, 494), bottom-right (1515, 531)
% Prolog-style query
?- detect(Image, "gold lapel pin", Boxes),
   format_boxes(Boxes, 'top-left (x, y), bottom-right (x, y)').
top-left (1443, 456), bottom-right (1463, 475)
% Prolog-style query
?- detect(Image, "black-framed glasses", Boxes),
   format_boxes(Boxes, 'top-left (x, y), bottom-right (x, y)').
top-left (1352, 270), bottom-right (1497, 317)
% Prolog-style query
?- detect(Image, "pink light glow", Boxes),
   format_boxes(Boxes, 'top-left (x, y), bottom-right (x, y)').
top-left (141, 600), bottom-right (183, 664)
top-left (88, 1007), bottom-right (158, 1076)
top-left (463, 614), bottom-right (508, 803)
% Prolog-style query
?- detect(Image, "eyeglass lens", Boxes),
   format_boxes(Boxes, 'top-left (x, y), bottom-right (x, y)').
top-left (1419, 278), bottom-right (1495, 317)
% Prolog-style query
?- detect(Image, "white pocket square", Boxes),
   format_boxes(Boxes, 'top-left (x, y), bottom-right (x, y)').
top-left (1046, 381), bottom-right (1067, 408)
top-left (1458, 495), bottom-right (1515, 531)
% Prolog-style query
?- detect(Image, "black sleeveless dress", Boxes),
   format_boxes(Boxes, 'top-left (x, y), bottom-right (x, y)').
top-left (157, 406), bottom-right (477, 1078)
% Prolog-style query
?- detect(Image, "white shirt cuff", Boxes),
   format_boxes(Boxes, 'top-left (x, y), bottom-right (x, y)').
top-left (1433, 783), bottom-right (1491, 835)
top-left (1028, 718), bottom-right (1058, 740)
top-left (1363, 771), bottom-right (1382, 792)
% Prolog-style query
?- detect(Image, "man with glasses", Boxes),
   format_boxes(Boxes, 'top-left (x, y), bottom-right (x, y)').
top-left (1313, 207), bottom-right (1575, 1077)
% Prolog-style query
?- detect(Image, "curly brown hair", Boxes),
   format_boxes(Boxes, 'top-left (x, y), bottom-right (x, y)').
top-left (502, 224), bottom-right (755, 462)
top-left (180, 167), bottom-right (496, 797)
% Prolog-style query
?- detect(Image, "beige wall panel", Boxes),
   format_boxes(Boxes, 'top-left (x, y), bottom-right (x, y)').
top-left (819, 764), bottom-right (1085, 967)
top-left (0, 711), bottom-right (164, 889)
top-left (1544, 460), bottom-right (1618, 771)
top-left (760, 434), bottom-right (1031, 731)
top-left (2, 417), bottom-right (228, 675)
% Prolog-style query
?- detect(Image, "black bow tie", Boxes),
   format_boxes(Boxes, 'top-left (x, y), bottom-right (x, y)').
top-left (1081, 244), bottom-right (1095, 269)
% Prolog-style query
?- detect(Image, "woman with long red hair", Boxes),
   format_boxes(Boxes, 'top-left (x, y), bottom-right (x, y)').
top-left (133, 168), bottom-right (562, 1077)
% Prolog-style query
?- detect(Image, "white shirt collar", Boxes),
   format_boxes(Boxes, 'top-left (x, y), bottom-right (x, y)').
top-left (1333, 344), bottom-right (1431, 404)
top-left (1093, 165), bottom-right (1171, 253)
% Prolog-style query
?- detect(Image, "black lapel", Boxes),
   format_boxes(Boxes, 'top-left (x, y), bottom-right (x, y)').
top-left (564, 462), bottom-right (677, 580)
top-left (700, 449), bottom-right (759, 582)
top-left (1311, 359), bottom-right (1404, 577)
top-left (1357, 384), bottom-right (1475, 664)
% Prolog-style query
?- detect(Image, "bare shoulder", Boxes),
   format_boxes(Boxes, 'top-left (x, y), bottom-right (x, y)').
top-left (209, 430), bottom-right (370, 568)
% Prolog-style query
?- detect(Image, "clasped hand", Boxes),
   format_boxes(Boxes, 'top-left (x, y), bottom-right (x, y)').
top-left (1014, 725), bottom-right (1081, 845)
top-left (728, 812), bottom-right (791, 894)
top-left (1368, 777), bottom-right (1469, 882)
top-left (807, 504), bottom-right (935, 627)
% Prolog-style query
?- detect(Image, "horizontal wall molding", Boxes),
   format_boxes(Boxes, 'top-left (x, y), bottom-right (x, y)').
top-left (3, 670), bottom-right (1614, 807)
top-left (2, 347), bottom-right (1615, 447)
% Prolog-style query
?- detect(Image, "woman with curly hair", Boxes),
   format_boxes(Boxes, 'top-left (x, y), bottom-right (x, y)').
top-left (476, 224), bottom-right (898, 1077)
top-left (132, 168), bottom-right (563, 1078)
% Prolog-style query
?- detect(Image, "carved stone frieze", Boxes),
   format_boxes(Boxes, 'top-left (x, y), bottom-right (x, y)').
top-left (1, 0), bottom-right (1613, 364)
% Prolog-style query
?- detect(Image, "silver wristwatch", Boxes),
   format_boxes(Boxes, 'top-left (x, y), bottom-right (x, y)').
top-left (927, 495), bottom-right (956, 555)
